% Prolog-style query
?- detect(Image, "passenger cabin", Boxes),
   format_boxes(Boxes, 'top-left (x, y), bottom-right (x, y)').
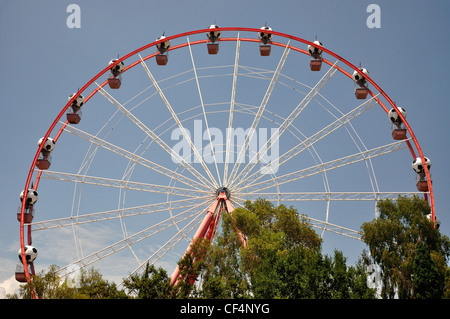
top-left (206, 25), bottom-right (220, 55)
top-left (412, 156), bottom-right (431, 192)
top-left (416, 174), bottom-right (431, 192)
top-left (388, 107), bottom-right (407, 140)
top-left (310, 59), bottom-right (322, 71)
top-left (66, 107), bottom-right (82, 124)
top-left (35, 137), bottom-right (55, 170)
top-left (17, 209), bottom-right (34, 224)
top-left (156, 35), bottom-right (171, 65)
top-left (259, 44), bottom-right (271, 56)
top-left (308, 40), bottom-right (323, 71)
top-left (355, 87), bottom-right (369, 100)
top-left (108, 59), bottom-right (124, 89)
top-left (156, 54), bottom-right (168, 65)
top-left (391, 126), bottom-right (407, 140)
top-left (258, 25), bottom-right (272, 56)
top-left (36, 153), bottom-right (52, 170)
top-left (18, 188), bottom-right (37, 223)
top-left (15, 263), bottom-right (27, 283)
top-left (427, 214), bottom-right (441, 229)
top-left (66, 93), bottom-right (84, 124)
top-left (207, 42), bottom-right (219, 55)
top-left (352, 68), bottom-right (370, 99)
top-left (108, 75), bottom-right (122, 89)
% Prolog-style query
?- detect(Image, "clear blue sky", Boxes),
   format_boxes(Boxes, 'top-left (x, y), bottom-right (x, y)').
top-left (1, 0), bottom-right (449, 296)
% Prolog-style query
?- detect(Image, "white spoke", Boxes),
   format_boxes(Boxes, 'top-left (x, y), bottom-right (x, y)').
top-left (121, 205), bottom-right (206, 284)
top-left (62, 123), bottom-right (210, 192)
top-left (232, 190), bottom-right (427, 241)
top-left (234, 191), bottom-right (426, 202)
top-left (138, 54), bottom-right (218, 188)
top-left (229, 195), bottom-right (362, 241)
top-left (56, 199), bottom-right (211, 278)
top-left (95, 84), bottom-right (216, 190)
top-left (230, 60), bottom-right (338, 186)
top-left (29, 196), bottom-right (212, 231)
top-left (231, 94), bottom-right (380, 190)
top-left (39, 170), bottom-right (210, 198)
top-left (187, 36), bottom-right (222, 186)
top-left (236, 139), bottom-right (409, 193)
top-left (307, 216), bottom-right (361, 240)
top-left (223, 35), bottom-right (240, 185)
top-left (227, 42), bottom-right (291, 185)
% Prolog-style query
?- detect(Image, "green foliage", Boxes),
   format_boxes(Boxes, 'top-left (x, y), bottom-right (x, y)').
top-left (361, 195), bottom-right (450, 299)
top-left (198, 199), bottom-right (374, 299)
top-left (8, 265), bottom-right (127, 299)
top-left (10, 199), bottom-right (382, 299)
top-left (413, 243), bottom-right (444, 299)
top-left (122, 263), bottom-right (174, 299)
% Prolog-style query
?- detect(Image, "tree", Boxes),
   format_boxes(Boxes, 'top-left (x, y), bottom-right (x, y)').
top-left (8, 265), bottom-right (71, 299)
top-left (122, 263), bottom-right (175, 299)
top-left (413, 242), bottom-right (444, 299)
top-left (361, 196), bottom-right (450, 298)
top-left (198, 199), bottom-right (374, 299)
top-left (9, 199), bottom-right (379, 299)
top-left (7, 265), bottom-right (127, 299)
top-left (73, 267), bottom-right (128, 299)
top-left (197, 212), bottom-right (252, 298)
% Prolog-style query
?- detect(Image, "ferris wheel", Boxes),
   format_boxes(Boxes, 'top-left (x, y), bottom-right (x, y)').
top-left (17, 26), bottom-right (435, 296)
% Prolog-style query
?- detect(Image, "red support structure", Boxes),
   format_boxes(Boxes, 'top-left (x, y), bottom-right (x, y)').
top-left (170, 190), bottom-right (227, 286)
top-left (169, 188), bottom-right (249, 287)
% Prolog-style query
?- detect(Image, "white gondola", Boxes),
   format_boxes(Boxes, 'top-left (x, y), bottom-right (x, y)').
top-left (36, 137), bottom-right (55, 170)
top-left (308, 39), bottom-right (323, 71)
top-left (206, 24), bottom-right (221, 54)
top-left (15, 246), bottom-right (38, 282)
top-left (17, 189), bottom-right (38, 223)
top-left (412, 156), bottom-right (432, 192)
top-left (108, 58), bottom-right (124, 89)
top-left (388, 107), bottom-right (407, 140)
top-left (258, 25), bottom-right (272, 56)
top-left (352, 67), bottom-right (370, 99)
top-left (156, 34), bottom-right (171, 65)
top-left (66, 93), bottom-right (84, 124)
top-left (427, 213), bottom-right (441, 229)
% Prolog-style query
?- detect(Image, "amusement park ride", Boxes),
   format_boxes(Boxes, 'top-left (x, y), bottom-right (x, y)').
top-left (16, 25), bottom-right (436, 298)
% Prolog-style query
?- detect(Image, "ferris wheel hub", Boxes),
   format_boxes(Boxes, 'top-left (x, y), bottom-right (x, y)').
top-left (216, 187), bottom-right (230, 199)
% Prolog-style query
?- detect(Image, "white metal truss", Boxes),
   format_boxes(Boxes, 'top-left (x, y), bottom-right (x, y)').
top-left (187, 36), bottom-right (222, 186)
top-left (235, 191), bottom-right (427, 202)
top-left (231, 94), bottom-right (380, 190)
top-left (227, 42), bottom-right (291, 185)
top-left (120, 207), bottom-right (206, 286)
top-left (62, 123), bottom-right (210, 192)
top-left (56, 199), bottom-right (211, 278)
top-left (39, 170), bottom-right (210, 198)
top-left (307, 216), bottom-right (362, 240)
top-left (95, 84), bottom-right (217, 190)
top-left (228, 60), bottom-right (339, 187)
top-left (138, 54), bottom-right (219, 188)
top-left (29, 196), bottom-right (213, 231)
top-left (237, 139), bottom-right (410, 193)
top-left (223, 34), bottom-right (241, 185)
